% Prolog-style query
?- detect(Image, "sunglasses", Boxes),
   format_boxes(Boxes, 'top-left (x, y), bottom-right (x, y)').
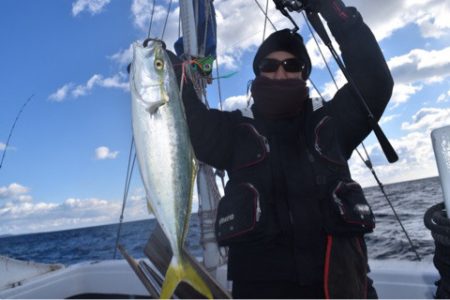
top-left (258, 58), bottom-right (305, 73)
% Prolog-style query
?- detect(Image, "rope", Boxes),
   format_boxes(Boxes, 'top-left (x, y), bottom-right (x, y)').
top-left (424, 203), bottom-right (450, 237)
top-left (0, 94), bottom-right (35, 171)
top-left (424, 202), bottom-right (450, 298)
top-left (161, 0), bottom-right (173, 40)
top-left (147, 0), bottom-right (157, 38)
top-left (254, 0), bottom-right (277, 32)
top-left (113, 136), bottom-right (137, 259)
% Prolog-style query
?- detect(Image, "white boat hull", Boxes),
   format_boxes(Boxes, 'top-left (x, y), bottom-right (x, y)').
top-left (0, 258), bottom-right (439, 299)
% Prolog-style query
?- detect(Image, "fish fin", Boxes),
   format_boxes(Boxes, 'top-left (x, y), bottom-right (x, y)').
top-left (146, 100), bottom-right (166, 114)
top-left (160, 255), bottom-right (213, 299)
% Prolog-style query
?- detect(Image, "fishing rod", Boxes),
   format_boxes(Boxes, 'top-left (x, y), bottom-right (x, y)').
top-left (273, 0), bottom-right (398, 164)
top-left (0, 94), bottom-right (35, 171)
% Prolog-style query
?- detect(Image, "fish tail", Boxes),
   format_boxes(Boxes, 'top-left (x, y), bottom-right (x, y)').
top-left (160, 255), bottom-right (213, 299)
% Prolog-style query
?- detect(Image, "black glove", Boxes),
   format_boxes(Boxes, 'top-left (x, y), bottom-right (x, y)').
top-left (274, 0), bottom-right (349, 22)
top-left (314, 0), bottom-right (349, 23)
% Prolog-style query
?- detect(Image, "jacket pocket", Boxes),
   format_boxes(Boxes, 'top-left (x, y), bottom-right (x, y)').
top-left (215, 183), bottom-right (264, 246)
top-left (232, 123), bottom-right (270, 171)
top-left (314, 116), bottom-right (346, 166)
top-left (323, 180), bottom-right (375, 235)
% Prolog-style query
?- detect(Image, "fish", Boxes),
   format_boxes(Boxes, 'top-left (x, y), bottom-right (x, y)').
top-left (130, 39), bottom-right (213, 299)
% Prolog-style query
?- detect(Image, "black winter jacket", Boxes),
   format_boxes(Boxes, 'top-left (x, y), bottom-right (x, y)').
top-left (180, 6), bottom-right (393, 299)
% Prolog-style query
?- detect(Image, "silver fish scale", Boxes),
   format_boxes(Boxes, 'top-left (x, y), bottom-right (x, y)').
top-left (130, 40), bottom-right (195, 259)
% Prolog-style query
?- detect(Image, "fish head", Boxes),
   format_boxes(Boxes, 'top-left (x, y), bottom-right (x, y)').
top-left (130, 39), bottom-right (172, 113)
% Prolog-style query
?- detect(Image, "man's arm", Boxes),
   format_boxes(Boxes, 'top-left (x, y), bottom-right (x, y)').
top-left (167, 51), bottom-right (238, 170)
top-left (317, 0), bottom-right (394, 158)
top-left (181, 80), bottom-right (239, 170)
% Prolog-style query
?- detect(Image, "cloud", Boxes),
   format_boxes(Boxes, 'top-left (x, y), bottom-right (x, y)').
top-left (72, 73), bottom-right (129, 98)
top-left (0, 188), bottom-right (151, 235)
top-left (128, 0), bottom-right (290, 70)
top-left (214, 0), bottom-right (291, 70)
top-left (49, 73), bottom-right (128, 101)
top-left (0, 183), bottom-right (30, 200)
top-left (0, 142), bottom-right (6, 151)
top-left (350, 106), bottom-right (450, 187)
top-left (109, 45), bottom-right (133, 66)
top-left (0, 183), bottom-right (33, 206)
top-left (72, 0), bottom-right (111, 16)
top-left (222, 95), bottom-right (249, 111)
top-left (95, 146), bottom-right (119, 160)
top-left (0, 197), bottom-right (119, 235)
top-left (437, 89), bottom-right (450, 103)
top-left (344, 46), bottom-right (450, 108)
top-left (0, 175), bottom-right (219, 235)
top-left (160, 0), bottom-right (450, 73)
top-left (131, 0), bottom-right (169, 31)
top-left (48, 83), bottom-right (74, 102)
top-left (390, 83), bottom-right (423, 108)
top-left (389, 47), bottom-right (450, 85)
top-left (345, 1), bottom-right (450, 41)
top-left (401, 107), bottom-right (450, 132)
top-left (311, 70), bottom-right (346, 100)
top-left (124, 0), bottom-right (450, 75)
top-left (379, 114), bottom-right (401, 126)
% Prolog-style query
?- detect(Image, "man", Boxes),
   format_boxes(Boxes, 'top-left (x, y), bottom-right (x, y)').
top-left (176, 0), bottom-right (393, 298)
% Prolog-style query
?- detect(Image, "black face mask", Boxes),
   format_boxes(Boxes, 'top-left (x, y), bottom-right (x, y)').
top-left (251, 76), bottom-right (309, 120)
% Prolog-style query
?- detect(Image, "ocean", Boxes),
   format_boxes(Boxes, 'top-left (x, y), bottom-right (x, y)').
top-left (0, 176), bottom-right (443, 266)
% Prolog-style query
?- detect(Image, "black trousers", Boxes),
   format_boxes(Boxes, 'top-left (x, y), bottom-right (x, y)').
top-left (232, 280), bottom-right (325, 299)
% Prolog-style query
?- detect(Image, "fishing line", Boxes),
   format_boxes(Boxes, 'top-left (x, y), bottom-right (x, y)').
top-left (113, 136), bottom-right (137, 259)
top-left (161, 0), bottom-right (173, 40)
top-left (308, 78), bottom-right (325, 101)
top-left (301, 11), bottom-right (338, 89)
top-left (0, 94), bottom-right (35, 171)
top-left (300, 8), bottom-right (420, 260)
top-left (262, 0), bottom-right (270, 41)
top-left (355, 147), bottom-right (422, 261)
top-left (215, 59), bottom-right (224, 111)
top-left (254, 0), bottom-right (277, 32)
top-left (178, 9), bottom-right (182, 39)
top-left (147, 0), bottom-right (157, 39)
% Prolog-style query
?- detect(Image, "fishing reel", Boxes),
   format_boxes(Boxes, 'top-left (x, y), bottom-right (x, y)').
top-left (272, 0), bottom-right (310, 32)
top-left (273, 0), bottom-right (307, 12)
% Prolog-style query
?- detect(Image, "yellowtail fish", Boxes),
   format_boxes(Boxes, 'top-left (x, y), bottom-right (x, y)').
top-left (130, 39), bottom-right (212, 299)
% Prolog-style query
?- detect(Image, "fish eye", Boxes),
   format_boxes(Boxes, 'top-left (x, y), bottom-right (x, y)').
top-left (154, 59), bottom-right (164, 70)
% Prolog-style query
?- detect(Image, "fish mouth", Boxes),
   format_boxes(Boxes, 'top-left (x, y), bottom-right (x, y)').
top-left (143, 38), bottom-right (166, 49)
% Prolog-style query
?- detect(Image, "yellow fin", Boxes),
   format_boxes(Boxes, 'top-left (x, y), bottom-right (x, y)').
top-left (160, 255), bottom-right (213, 299)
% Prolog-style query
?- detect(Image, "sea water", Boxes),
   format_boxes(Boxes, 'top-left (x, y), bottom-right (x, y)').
top-left (0, 177), bottom-right (442, 266)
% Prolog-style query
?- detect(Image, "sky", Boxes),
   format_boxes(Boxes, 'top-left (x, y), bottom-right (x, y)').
top-left (1, 0), bottom-right (450, 235)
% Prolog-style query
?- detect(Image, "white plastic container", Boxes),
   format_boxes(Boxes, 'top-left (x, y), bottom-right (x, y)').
top-left (431, 125), bottom-right (450, 218)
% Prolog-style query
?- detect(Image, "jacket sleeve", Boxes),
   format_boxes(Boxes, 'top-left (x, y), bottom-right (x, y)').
top-left (181, 80), bottom-right (240, 170)
top-left (324, 6), bottom-right (394, 159)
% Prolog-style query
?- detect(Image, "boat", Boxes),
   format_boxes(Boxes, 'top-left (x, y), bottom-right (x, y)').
top-left (0, 256), bottom-right (440, 299)
top-left (1, 1), bottom-right (449, 299)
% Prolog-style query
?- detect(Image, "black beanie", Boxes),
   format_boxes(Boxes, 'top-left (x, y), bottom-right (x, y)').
top-left (253, 29), bottom-right (311, 79)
